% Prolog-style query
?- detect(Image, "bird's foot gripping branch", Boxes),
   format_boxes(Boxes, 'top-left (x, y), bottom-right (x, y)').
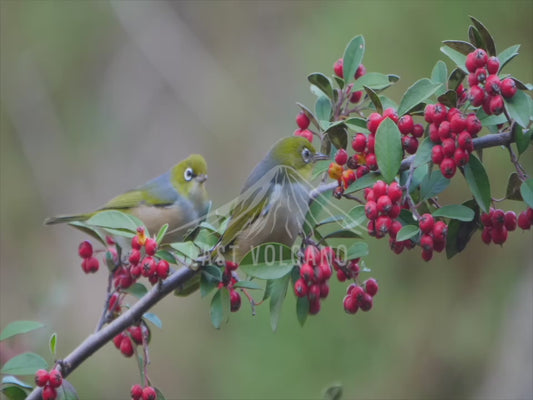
top-left (1, 16), bottom-right (532, 400)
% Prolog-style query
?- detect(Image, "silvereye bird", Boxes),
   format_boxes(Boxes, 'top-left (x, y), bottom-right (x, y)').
top-left (215, 136), bottom-right (327, 263)
top-left (45, 154), bottom-right (210, 243)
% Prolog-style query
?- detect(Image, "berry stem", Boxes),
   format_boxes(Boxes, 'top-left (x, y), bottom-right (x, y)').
top-left (506, 143), bottom-right (528, 181)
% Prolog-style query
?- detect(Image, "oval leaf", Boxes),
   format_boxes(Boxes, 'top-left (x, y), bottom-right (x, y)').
top-left (432, 205), bottom-right (475, 221)
top-left (463, 154), bottom-right (491, 213)
top-left (209, 288), bottom-right (230, 329)
top-left (296, 296), bottom-right (309, 327)
top-left (345, 241), bottom-right (369, 260)
top-left (308, 73), bottom-right (334, 100)
top-left (446, 200), bottom-right (479, 259)
top-left (413, 137), bottom-right (434, 169)
top-left (269, 274), bottom-right (291, 331)
top-left (0, 321), bottom-right (44, 341)
top-left (504, 90), bottom-right (531, 128)
top-left (398, 78), bottom-right (443, 115)
top-left (375, 118), bottom-right (403, 183)
top-left (49, 332), bottom-right (57, 356)
top-left (521, 179), bottom-right (533, 208)
top-left (315, 96), bottom-right (332, 122)
top-left (240, 243), bottom-right (295, 280)
top-left (1, 352), bottom-right (48, 375)
top-left (448, 68), bottom-right (466, 91)
top-left (353, 72), bottom-right (394, 91)
top-left (442, 40), bottom-right (476, 56)
top-left (470, 16), bottom-right (496, 56)
top-left (420, 169), bottom-right (450, 201)
top-left (85, 210), bottom-right (145, 234)
top-left (364, 86), bottom-right (383, 114)
top-left (440, 46), bottom-right (467, 72)
top-left (342, 35), bottom-right (365, 85)
top-left (498, 44), bottom-right (520, 72)
top-left (505, 172), bottom-right (523, 201)
top-left (143, 312), bottom-right (162, 329)
top-left (125, 283), bottom-right (148, 299)
top-left (396, 225), bottom-right (419, 242)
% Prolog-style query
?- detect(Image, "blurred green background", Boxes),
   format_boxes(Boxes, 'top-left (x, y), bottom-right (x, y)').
top-left (1, 1), bottom-right (532, 399)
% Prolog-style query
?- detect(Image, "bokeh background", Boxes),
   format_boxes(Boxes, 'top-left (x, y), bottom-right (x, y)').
top-left (1, 1), bottom-right (532, 399)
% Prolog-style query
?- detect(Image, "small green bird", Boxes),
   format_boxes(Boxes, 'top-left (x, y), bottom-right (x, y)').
top-left (45, 154), bottom-right (210, 243)
top-left (216, 136), bottom-right (328, 263)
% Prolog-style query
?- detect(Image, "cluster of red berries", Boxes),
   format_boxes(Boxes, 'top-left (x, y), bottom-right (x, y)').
top-left (481, 207), bottom-right (532, 245)
top-left (113, 323), bottom-right (150, 358)
top-left (131, 384), bottom-right (157, 400)
top-left (294, 112), bottom-right (314, 143)
top-left (343, 278), bottom-right (378, 314)
top-left (397, 114), bottom-right (425, 154)
top-left (128, 228), bottom-right (170, 285)
top-left (332, 59), bottom-right (367, 103)
top-left (217, 261), bottom-right (242, 312)
top-left (465, 48), bottom-right (517, 115)
top-left (35, 368), bottom-right (62, 400)
top-left (294, 245), bottom-right (334, 315)
top-left (426, 103), bottom-right (482, 178)
top-left (365, 180), bottom-right (403, 240)
top-left (417, 213), bottom-right (448, 261)
top-left (78, 240), bottom-right (99, 273)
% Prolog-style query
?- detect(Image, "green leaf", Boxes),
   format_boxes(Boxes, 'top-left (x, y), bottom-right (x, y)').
top-left (2, 376), bottom-right (32, 389)
top-left (85, 210), bottom-right (145, 235)
top-left (143, 313), bottom-right (162, 329)
top-left (155, 249), bottom-right (176, 265)
top-left (515, 124), bottom-right (532, 156)
top-left (470, 16), bottom-right (496, 55)
top-left (431, 60), bottom-right (448, 96)
top-left (437, 90), bottom-right (457, 109)
top-left (375, 118), bottom-right (403, 183)
top-left (67, 221), bottom-right (107, 245)
top-left (170, 241), bottom-right (199, 262)
top-left (505, 90), bottom-right (531, 128)
top-left (308, 73), bottom-right (334, 100)
top-left (463, 154), bottom-right (491, 213)
top-left (440, 46), bottom-right (467, 72)
top-left (364, 86), bottom-right (383, 115)
top-left (1, 385), bottom-right (28, 400)
top-left (353, 72), bottom-right (395, 91)
top-left (342, 35), bottom-right (365, 85)
top-left (233, 280), bottom-right (262, 290)
top-left (0, 321), bottom-right (44, 341)
top-left (56, 379), bottom-right (79, 400)
top-left (321, 230), bottom-right (361, 241)
top-left (154, 387), bottom-right (166, 400)
top-left (312, 160), bottom-right (331, 180)
top-left (398, 209), bottom-right (417, 226)
top-left (432, 205), bottom-right (475, 221)
top-left (498, 44), bottom-right (520, 72)
top-left (398, 78), bottom-right (443, 115)
top-left (155, 224), bottom-right (169, 245)
top-left (468, 25), bottom-right (483, 49)
top-left (343, 205), bottom-right (367, 230)
top-left (269, 274), bottom-right (291, 331)
top-left (413, 137), bottom-right (434, 169)
top-left (446, 200), bottom-right (479, 259)
top-left (396, 225), bottom-right (419, 242)
top-left (240, 243), bottom-right (295, 280)
top-left (49, 332), bottom-right (57, 356)
top-left (324, 385), bottom-right (343, 400)
top-left (345, 241), bottom-right (369, 260)
top-left (448, 68), bottom-right (466, 92)
top-left (344, 172), bottom-right (380, 195)
top-left (379, 95), bottom-right (399, 111)
top-left (478, 112), bottom-right (507, 127)
top-left (1, 352), bottom-right (48, 375)
top-left (316, 215), bottom-right (345, 227)
top-left (210, 288), bottom-right (230, 329)
top-left (315, 96), bottom-right (332, 123)
top-left (296, 296), bottom-right (309, 327)
top-left (125, 283), bottom-right (148, 299)
top-left (442, 40), bottom-right (476, 56)
top-left (420, 169), bottom-right (450, 201)
top-left (344, 117), bottom-right (369, 133)
top-left (325, 123), bottom-right (348, 150)
top-left (505, 172), bottom-right (523, 201)
top-left (521, 179), bottom-right (533, 208)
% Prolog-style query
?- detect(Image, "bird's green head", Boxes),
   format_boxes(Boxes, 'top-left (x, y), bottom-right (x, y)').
top-left (171, 154), bottom-right (208, 198)
top-left (269, 136), bottom-right (328, 180)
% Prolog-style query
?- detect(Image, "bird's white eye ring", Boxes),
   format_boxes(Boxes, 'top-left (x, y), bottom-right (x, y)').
top-left (301, 147), bottom-right (312, 163)
top-left (184, 167), bottom-right (194, 181)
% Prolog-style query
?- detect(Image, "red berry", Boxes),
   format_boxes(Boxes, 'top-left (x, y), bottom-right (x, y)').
top-left (82, 256), bottom-right (99, 274)
top-left (448, 107), bottom-right (461, 120)
top-left (367, 134), bottom-right (376, 152)
top-left (336, 269), bottom-right (347, 282)
top-left (433, 239), bottom-right (446, 253)
top-left (402, 136), bottom-right (419, 154)
top-left (389, 204), bottom-right (401, 219)
top-left (320, 246), bottom-right (335, 265)
top-left (35, 369), bottom-right (49, 387)
top-left (341, 169), bottom-right (356, 189)
top-left (481, 211), bottom-right (493, 227)
top-left (419, 213), bottom-right (434, 234)
top-left (429, 123), bottom-right (440, 143)
top-left (387, 182), bottom-right (403, 204)
top-left (465, 52), bottom-right (477, 73)
top-left (441, 138), bottom-right (456, 158)
top-left (129, 249), bottom-right (141, 265)
top-left (349, 90), bottom-right (363, 103)
top-left (373, 180), bottom-right (387, 198)
top-left (518, 211), bottom-right (531, 230)
top-left (491, 226), bottom-right (508, 245)
top-left (319, 282), bottom-right (330, 299)
top-left (144, 238), bottom-right (158, 256)
top-left (296, 112), bottom-right (310, 129)
top-left (230, 289), bottom-right (241, 312)
top-left (481, 226), bottom-right (492, 244)
top-left (300, 263), bottom-right (314, 282)
top-left (375, 216), bottom-right (392, 238)
top-left (355, 63), bottom-right (366, 79)
top-left (377, 195), bottom-right (392, 215)
top-left (468, 72), bottom-right (478, 87)
top-left (308, 284), bottom-right (321, 302)
top-left (318, 262), bottom-right (332, 281)
top-left (389, 220), bottom-right (403, 239)
top-left (156, 259), bottom-right (170, 279)
top-left (141, 256), bottom-right (157, 277)
top-left (367, 112), bottom-right (383, 134)
top-left (383, 108), bottom-right (399, 124)
top-left (131, 235), bottom-right (143, 250)
top-left (226, 261), bottom-right (239, 271)
top-left (142, 386), bottom-right (157, 400)
top-left (335, 149), bottom-right (348, 166)
top-left (485, 74), bottom-right (501, 96)
top-left (469, 85), bottom-right (485, 107)
top-left (449, 114), bottom-right (467, 134)
top-left (454, 147), bottom-right (470, 167)
top-left (42, 386), bottom-right (57, 400)
top-left (433, 221), bottom-right (448, 242)
top-left (474, 67), bottom-right (487, 84)
top-left (504, 211), bottom-right (517, 231)
top-left (491, 209), bottom-right (505, 227)
top-left (366, 153), bottom-right (378, 170)
top-left (343, 295), bottom-right (359, 314)
top-left (309, 299), bottom-right (321, 315)
top-left (294, 128), bottom-right (314, 143)
top-left (304, 246), bottom-right (319, 265)
top-left (358, 293), bottom-right (373, 311)
top-left (437, 120), bottom-right (452, 140)
top-left (500, 78), bottom-right (517, 99)
top-left (486, 56), bottom-right (500, 74)
top-left (412, 123), bottom-right (424, 138)
top-left (390, 238), bottom-right (405, 254)
top-left (131, 384), bottom-right (144, 400)
top-left (48, 369), bottom-right (62, 388)
top-left (489, 95), bottom-right (504, 115)
top-left (294, 278), bottom-right (308, 298)
top-left (78, 240), bottom-right (93, 259)
top-left (458, 131), bottom-right (473, 152)
top-left (432, 103), bottom-right (448, 125)
top-left (128, 325), bottom-right (143, 345)
top-left (420, 234), bottom-right (434, 251)
top-left (333, 58), bottom-right (344, 78)
top-left (120, 336), bottom-right (134, 357)
top-left (365, 278), bottom-right (379, 296)
top-left (424, 104), bottom-right (436, 123)
top-left (328, 162), bottom-right (343, 181)
top-left (113, 332), bottom-right (126, 348)
top-left (421, 249), bottom-right (433, 262)
top-left (431, 145), bottom-right (444, 165)
top-left (440, 158), bottom-right (457, 179)
top-left (352, 133), bottom-right (367, 153)
top-left (398, 115), bottom-right (414, 135)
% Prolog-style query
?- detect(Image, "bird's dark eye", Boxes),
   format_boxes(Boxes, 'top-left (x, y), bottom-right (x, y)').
top-left (184, 167), bottom-right (194, 181)
top-left (301, 147), bottom-right (312, 163)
